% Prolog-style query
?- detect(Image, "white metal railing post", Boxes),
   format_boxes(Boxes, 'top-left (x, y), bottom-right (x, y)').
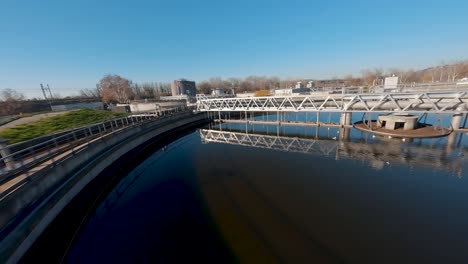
top-left (29, 148), bottom-right (37, 162)
top-left (0, 142), bottom-right (15, 171)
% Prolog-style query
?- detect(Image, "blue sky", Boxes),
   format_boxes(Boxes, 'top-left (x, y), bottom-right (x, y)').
top-left (1, 0), bottom-right (467, 98)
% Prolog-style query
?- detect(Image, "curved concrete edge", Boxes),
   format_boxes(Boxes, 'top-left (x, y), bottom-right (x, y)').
top-left (0, 112), bottom-right (209, 263)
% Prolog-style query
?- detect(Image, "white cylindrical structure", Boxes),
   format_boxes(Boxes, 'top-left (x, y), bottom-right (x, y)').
top-left (340, 112), bottom-right (352, 126)
top-left (451, 104), bottom-right (467, 130)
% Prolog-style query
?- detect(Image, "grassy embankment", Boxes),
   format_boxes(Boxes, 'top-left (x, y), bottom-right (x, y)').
top-left (0, 109), bottom-right (126, 144)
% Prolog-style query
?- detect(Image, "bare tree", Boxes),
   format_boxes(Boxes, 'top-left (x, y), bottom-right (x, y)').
top-left (446, 62), bottom-right (465, 82)
top-left (361, 68), bottom-right (384, 86)
top-left (437, 62), bottom-right (446, 82)
top-left (131, 83), bottom-right (142, 100)
top-left (388, 68), bottom-right (417, 84)
top-left (79, 87), bottom-right (101, 98)
top-left (99, 74), bottom-right (133, 103)
top-left (197, 81), bottom-right (212, 94)
top-left (1, 88), bottom-right (26, 114)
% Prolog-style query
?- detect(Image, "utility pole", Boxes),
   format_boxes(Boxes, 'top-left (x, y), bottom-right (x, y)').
top-left (46, 84), bottom-right (53, 99)
top-left (40, 83), bottom-right (53, 111)
top-left (40, 83), bottom-right (48, 100)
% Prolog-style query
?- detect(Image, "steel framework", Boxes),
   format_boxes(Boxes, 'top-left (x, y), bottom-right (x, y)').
top-left (199, 129), bottom-right (465, 174)
top-left (197, 91), bottom-right (468, 113)
top-left (200, 129), bottom-right (338, 156)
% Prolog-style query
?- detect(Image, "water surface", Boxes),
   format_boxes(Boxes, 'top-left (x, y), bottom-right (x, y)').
top-left (68, 121), bottom-right (468, 263)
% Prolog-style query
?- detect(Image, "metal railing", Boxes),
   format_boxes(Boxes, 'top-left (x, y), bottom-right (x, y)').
top-left (0, 106), bottom-right (191, 185)
top-left (196, 91), bottom-right (468, 113)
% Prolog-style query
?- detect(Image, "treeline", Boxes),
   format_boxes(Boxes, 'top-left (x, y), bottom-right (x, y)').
top-left (68, 60), bottom-right (468, 103)
top-left (0, 89), bottom-right (27, 115)
top-left (197, 60), bottom-right (468, 93)
top-left (359, 60), bottom-right (468, 85)
top-left (93, 74), bottom-right (171, 103)
top-left (0, 88), bottom-right (102, 116)
top-left (198, 77), bottom-right (283, 94)
top-left (2, 60), bottom-right (468, 114)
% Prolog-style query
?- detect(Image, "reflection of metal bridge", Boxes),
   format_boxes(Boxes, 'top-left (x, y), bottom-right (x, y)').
top-left (197, 91), bottom-right (468, 114)
top-left (199, 129), bottom-right (466, 176)
top-left (200, 129), bottom-right (339, 156)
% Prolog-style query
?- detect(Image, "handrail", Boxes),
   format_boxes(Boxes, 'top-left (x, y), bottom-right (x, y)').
top-left (0, 106), bottom-right (193, 182)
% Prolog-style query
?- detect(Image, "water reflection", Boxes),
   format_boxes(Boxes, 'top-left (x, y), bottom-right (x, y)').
top-left (66, 124), bottom-right (468, 264)
top-left (200, 127), bottom-right (467, 177)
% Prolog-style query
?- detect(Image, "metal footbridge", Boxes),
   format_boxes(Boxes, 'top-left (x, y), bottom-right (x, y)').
top-left (197, 91), bottom-right (468, 114)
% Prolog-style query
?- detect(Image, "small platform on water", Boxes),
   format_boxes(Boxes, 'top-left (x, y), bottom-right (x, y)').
top-left (354, 121), bottom-right (452, 138)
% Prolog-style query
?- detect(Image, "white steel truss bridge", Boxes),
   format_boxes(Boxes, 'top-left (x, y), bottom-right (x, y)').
top-left (196, 91), bottom-right (468, 114)
top-left (199, 129), bottom-right (465, 175)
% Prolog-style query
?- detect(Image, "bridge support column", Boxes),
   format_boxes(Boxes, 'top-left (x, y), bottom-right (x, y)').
top-left (446, 132), bottom-right (457, 154)
top-left (339, 127), bottom-right (351, 140)
top-left (0, 138), bottom-right (15, 171)
top-left (340, 112), bottom-right (352, 126)
top-left (451, 104), bottom-right (467, 130)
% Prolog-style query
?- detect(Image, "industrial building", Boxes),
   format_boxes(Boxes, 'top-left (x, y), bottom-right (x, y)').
top-left (171, 79), bottom-right (197, 96)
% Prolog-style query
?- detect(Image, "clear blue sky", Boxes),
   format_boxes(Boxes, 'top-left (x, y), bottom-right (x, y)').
top-left (1, 0), bottom-right (468, 98)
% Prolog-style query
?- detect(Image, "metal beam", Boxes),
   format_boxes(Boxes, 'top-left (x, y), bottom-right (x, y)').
top-left (199, 129), bottom-right (464, 174)
top-left (197, 91), bottom-right (468, 114)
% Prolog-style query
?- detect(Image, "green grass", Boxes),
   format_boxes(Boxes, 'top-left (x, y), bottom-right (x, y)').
top-left (0, 109), bottom-right (127, 144)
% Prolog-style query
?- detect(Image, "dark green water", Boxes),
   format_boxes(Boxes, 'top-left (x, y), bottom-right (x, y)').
top-left (66, 122), bottom-right (468, 263)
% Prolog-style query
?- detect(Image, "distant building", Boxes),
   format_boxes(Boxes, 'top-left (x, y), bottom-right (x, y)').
top-left (384, 76), bottom-right (399, 89)
top-left (374, 76), bottom-right (399, 93)
top-left (274, 88), bottom-right (310, 96)
top-left (292, 87), bottom-right (311, 95)
top-left (274, 89), bottom-right (292, 96)
top-left (295, 82), bottom-right (304, 89)
top-left (457, 77), bottom-right (468, 85)
top-left (171, 79), bottom-right (197, 96)
top-left (212, 88), bottom-right (225, 96)
top-left (236, 92), bottom-right (256, 98)
top-left (211, 88), bottom-right (235, 97)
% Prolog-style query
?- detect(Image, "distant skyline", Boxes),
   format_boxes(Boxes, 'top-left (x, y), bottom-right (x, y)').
top-left (1, 0), bottom-right (468, 98)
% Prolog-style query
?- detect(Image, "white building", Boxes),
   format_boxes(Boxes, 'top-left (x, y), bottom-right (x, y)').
top-left (384, 76), bottom-right (399, 89)
top-left (457, 77), bottom-right (468, 85)
top-left (274, 89), bottom-right (292, 96)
